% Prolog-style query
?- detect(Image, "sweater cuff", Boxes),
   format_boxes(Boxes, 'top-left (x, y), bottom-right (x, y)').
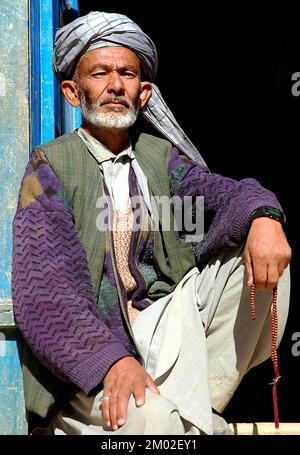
top-left (231, 197), bottom-right (283, 243)
top-left (68, 344), bottom-right (131, 395)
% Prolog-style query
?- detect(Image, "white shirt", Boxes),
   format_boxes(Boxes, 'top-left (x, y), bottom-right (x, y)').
top-left (77, 127), bottom-right (134, 213)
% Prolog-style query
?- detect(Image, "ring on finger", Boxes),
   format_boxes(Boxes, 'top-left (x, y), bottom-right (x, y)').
top-left (99, 396), bottom-right (110, 402)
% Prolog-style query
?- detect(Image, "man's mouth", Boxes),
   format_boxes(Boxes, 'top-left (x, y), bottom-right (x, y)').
top-left (105, 102), bottom-right (126, 107)
top-left (101, 99), bottom-right (129, 108)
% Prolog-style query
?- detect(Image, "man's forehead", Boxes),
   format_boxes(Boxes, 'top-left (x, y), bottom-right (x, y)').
top-left (79, 46), bottom-right (141, 68)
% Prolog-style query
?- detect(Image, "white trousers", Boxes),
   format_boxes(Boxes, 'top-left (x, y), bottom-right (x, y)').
top-left (52, 247), bottom-right (290, 435)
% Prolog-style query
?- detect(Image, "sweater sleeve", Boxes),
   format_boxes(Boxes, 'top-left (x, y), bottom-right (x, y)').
top-left (168, 147), bottom-right (284, 259)
top-left (12, 149), bottom-right (130, 395)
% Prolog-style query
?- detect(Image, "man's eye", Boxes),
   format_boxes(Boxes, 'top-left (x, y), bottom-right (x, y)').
top-left (93, 72), bottom-right (106, 77)
top-left (123, 72), bottom-right (136, 78)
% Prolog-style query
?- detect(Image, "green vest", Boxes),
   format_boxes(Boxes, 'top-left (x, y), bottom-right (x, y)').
top-left (22, 132), bottom-right (196, 423)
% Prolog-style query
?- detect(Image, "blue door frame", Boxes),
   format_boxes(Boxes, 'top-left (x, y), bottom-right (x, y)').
top-left (30, 0), bottom-right (81, 149)
top-left (0, 0), bottom-right (81, 435)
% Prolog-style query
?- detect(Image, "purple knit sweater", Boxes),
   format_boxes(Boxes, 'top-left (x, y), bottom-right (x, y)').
top-left (168, 148), bottom-right (283, 261)
top-left (12, 145), bottom-right (282, 395)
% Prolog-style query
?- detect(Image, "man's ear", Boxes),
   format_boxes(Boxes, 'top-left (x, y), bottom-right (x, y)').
top-left (61, 80), bottom-right (80, 108)
top-left (139, 82), bottom-right (152, 109)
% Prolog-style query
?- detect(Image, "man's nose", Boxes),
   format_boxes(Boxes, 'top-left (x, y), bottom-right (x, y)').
top-left (107, 71), bottom-right (125, 95)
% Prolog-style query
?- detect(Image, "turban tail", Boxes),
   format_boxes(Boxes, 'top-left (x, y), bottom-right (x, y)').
top-left (53, 11), bottom-right (207, 166)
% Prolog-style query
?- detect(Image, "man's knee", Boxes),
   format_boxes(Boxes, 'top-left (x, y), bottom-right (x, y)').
top-left (125, 390), bottom-right (184, 434)
top-left (128, 390), bottom-right (174, 421)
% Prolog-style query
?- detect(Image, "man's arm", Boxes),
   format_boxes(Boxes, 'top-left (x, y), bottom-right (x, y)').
top-left (12, 149), bottom-right (159, 430)
top-left (168, 147), bottom-right (291, 288)
top-left (243, 217), bottom-right (291, 289)
top-left (12, 149), bottom-right (131, 395)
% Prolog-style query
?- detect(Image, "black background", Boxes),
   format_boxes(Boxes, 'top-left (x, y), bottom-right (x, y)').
top-left (77, 1), bottom-right (299, 423)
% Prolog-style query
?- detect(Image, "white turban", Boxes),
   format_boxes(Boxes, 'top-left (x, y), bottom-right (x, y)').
top-left (53, 11), bottom-right (207, 166)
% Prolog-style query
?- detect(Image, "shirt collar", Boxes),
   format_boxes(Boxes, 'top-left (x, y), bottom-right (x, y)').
top-left (77, 127), bottom-right (134, 164)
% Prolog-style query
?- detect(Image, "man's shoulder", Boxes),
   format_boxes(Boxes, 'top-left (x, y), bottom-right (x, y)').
top-left (33, 132), bottom-right (87, 170)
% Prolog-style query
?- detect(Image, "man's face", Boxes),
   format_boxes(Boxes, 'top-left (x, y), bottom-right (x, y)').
top-left (74, 46), bottom-right (147, 129)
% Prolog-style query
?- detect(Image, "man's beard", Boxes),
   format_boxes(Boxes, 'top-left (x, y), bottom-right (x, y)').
top-left (78, 90), bottom-right (140, 130)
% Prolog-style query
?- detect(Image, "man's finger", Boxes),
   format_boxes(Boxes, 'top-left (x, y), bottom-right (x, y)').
top-left (109, 392), bottom-right (119, 431)
top-left (116, 389), bottom-right (132, 428)
top-left (100, 392), bottom-right (112, 428)
top-left (131, 379), bottom-right (147, 408)
top-left (146, 375), bottom-right (160, 395)
top-left (278, 261), bottom-right (286, 278)
top-left (252, 262), bottom-right (268, 289)
top-left (244, 252), bottom-right (254, 287)
top-left (266, 264), bottom-right (280, 290)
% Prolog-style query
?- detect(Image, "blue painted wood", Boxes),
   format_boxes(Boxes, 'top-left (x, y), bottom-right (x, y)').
top-left (0, 0), bottom-right (29, 435)
top-left (62, 96), bottom-right (82, 134)
top-left (1, 0), bottom-right (82, 435)
top-left (53, 0), bottom-right (62, 138)
top-left (30, 0), bottom-right (56, 148)
top-left (0, 3), bottom-right (29, 306)
top-left (61, 0), bottom-right (80, 23)
top-left (0, 330), bottom-right (26, 435)
top-left (60, 0), bottom-right (82, 134)
top-left (0, 303), bottom-right (15, 327)
top-left (29, 1), bottom-right (41, 149)
top-left (54, 0), bottom-right (82, 137)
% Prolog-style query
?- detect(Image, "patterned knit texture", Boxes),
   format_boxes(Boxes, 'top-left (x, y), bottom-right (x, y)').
top-left (113, 208), bottom-right (137, 295)
top-left (12, 150), bottom-right (130, 395)
top-left (95, 170), bottom-right (154, 351)
top-left (12, 143), bottom-right (283, 396)
top-left (113, 207), bottom-right (140, 324)
top-left (168, 147), bottom-right (283, 263)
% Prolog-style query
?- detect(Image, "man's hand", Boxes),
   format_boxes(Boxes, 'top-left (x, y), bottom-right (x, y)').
top-left (244, 217), bottom-right (292, 289)
top-left (101, 356), bottom-right (159, 431)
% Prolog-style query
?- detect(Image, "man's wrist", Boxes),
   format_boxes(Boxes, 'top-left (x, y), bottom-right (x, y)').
top-left (250, 206), bottom-right (285, 225)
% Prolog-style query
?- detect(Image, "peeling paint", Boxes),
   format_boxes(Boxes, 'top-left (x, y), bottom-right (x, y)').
top-left (0, 72), bottom-right (5, 96)
top-left (0, 0), bottom-right (29, 435)
top-left (0, 0), bottom-right (29, 302)
top-left (7, 202), bottom-right (17, 210)
top-left (0, 332), bottom-right (5, 358)
top-left (0, 330), bottom-right (27, 434)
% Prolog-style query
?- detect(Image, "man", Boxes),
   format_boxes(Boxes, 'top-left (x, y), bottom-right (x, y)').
top-left (12, 11), bottom-right (291, 435)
